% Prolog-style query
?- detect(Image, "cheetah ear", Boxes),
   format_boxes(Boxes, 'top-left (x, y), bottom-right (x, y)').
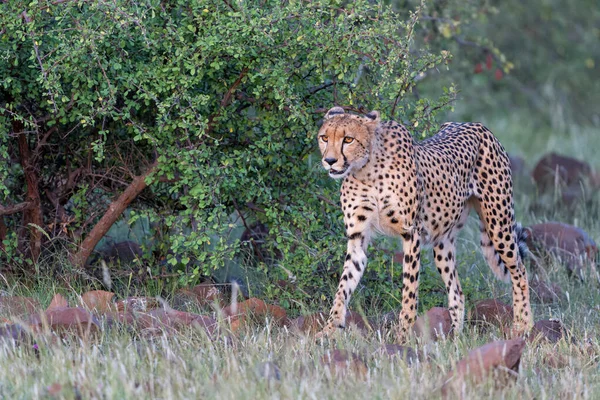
top-left (365, 110), bottom-right (380, 122)
top-left (324, 106), bottom-right (345, 119)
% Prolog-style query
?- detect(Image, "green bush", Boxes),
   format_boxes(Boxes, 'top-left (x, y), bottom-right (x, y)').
top-left (1, 0), bottom-right (459, 310)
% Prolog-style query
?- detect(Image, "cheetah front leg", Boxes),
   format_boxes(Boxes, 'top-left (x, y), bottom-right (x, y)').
top-left (397, 233), bottom-right (422, 343)
top-left (317, 229), bottom-right (371, 338)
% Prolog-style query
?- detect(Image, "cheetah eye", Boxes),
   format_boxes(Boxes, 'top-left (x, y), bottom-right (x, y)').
top-left (320, 135), bottom-right (328, 142)
top-left (343, 137), bottom-right (354, 144)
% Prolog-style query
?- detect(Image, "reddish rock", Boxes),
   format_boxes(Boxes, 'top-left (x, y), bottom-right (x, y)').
top-left (379, 344), bottom-right (421, 364)
top-left (529, 277), bottom-right (565, 304)
top-left (525, 222), bottom-right (597, 279)
top-left (290, 311), bottom-right (371, 335)
top-left (528, 319), bottom-right (566, 343)
top-left (469, 299), bottom-right (513, 330)
top-left (0, 296), bottom-right (41, 317)
top-left (115, 297), bottom-right (160, 312)
top-left (344, 310), bottom-right (372, 335)
top-left (173, 283), bottom-right (224, 310)
top-left (532, 153), bottom-right (594, 192)
top-left (223, 298), bottom-right (287, 332)
top-left (393, 252), bottom-right (405, 264)
top-left (412, 307), bottom-right (452, 341)
top-left (30, 307), bottom-right (101, 337)
top-left (80, 290), bottom-right (115, 314)
top-left (441, 339), bottom-right (525, 397)
top-left (320, 349), bottom-right (367, 378)
top-left (290, 312), bottom-right (327, 334)
top-left (47, 294), bottom-right (69, 311)
top-left (136, 309), bottom-right (218, 337)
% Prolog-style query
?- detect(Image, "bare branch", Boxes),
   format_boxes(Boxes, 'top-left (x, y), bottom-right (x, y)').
top-left (0, 202), bottom-right (31, 216)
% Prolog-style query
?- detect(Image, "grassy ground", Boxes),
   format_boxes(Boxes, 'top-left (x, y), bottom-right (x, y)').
top-left (1, 118), bottom-right (599, 399)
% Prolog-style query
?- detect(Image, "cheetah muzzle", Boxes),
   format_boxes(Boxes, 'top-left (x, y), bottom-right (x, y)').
top-left (316, 106), bottom-right (534, 342)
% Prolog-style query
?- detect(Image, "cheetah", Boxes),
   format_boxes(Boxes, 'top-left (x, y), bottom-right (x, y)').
top-left (316, 106), bottom-right (533, 341)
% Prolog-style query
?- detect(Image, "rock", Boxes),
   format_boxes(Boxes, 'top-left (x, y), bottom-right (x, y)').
top-left (290, 312), bottom-right (327, 334)
top-left (412, 307), bottom-right (452, 341)
top-left (532, 153), bottom-right (594, 192)
top-left (255, 361), bottom-right (281, 381)
top-left (46, 382), bottom-right (63, 397)
top-left (529, 277), bottom-right (565, 304)
top-left (97, 240), bottom-right (143, 264)
top-left (441, 338), bottom-right (525, 397)
top-left (135, 309), bottom-right (219, 338)
top-left (378, 344), bottom-right (421, 365)
top-left (173, 283), bottom-right (224, 310)
top-left (30, 307), bottom-right (101, 338)
top-left (469, 299), bottom-right (513, 330)
top-left (393, 251), bottom-right (405, 264)
top-left (528, 319), bottom-right (566, 343)
top-left (0, 324), bottom-right (31, 345)
top-left (344, 310), bottom-right (372, 335)
top-left (0, 296), bottom-right (41, 317)
top-left (115, 297), bottom-right (160, 312)
top-left (290, 311), bottom-right (370, 335)
top-left (80, 290), bottom-right (115, 314)
top-left (508, 154), bottom-right (528, 177)
top-left (47, 294), bottom-right (69, 311)
top-left (525, 222), bottom-right (597, 279)
top-left (320, 349), bottom-right (368, 378)
top-left (104, 310), bottom-right (136, 326)
top-left (223, 298), bottom-right (287, 332)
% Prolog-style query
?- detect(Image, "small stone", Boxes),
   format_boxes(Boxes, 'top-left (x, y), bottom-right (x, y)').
top-left (532, 153), bottom-right (594, 192)
top-left (379, 344), bottom-right (420, 365)
top-left (135, 309), bottom-right (219, 338)
top-left (115, 297), bottom-right (160, 312)
top-left (320, 349), bottom-right (367, 378)
top-left (525, 222), bottom-right (597, 280)
top-left (441, 338), bottom-right (525, 397)
top-left (289, 312), bottom-right (327, 334)
top-left (47, 294), bottom-right (69, 311)
top-left (508, 153), bottom-right (528, 177)
top-left (412, 307), bottom-right (452, 341)
top-left (528, 319), bottom-right (566, 343)
top-left (223, 298), bottom-right (288, 332)
top-left (80, 290), bottom-right (116, 314)
top-left (30, 307), bottom-right (101, 338)
top-left (469, 299), bottom-right (513, 330)
top-left (0, 324), bottom-right (31, 345)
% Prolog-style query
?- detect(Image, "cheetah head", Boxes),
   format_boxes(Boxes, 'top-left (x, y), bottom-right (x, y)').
top-left (317, 107), bottom-right (380, 179)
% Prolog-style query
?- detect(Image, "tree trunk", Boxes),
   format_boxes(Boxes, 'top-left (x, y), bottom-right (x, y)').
top-left (15, 120), bottom-right (44, 262)
top-left (70, 161), bottom-right (158, 268)
top-left (0, 216), bottom-right (6, 250)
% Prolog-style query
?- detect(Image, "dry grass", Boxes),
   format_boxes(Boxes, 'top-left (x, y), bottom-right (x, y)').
top-left (1, 120), bottom-right (599, 399)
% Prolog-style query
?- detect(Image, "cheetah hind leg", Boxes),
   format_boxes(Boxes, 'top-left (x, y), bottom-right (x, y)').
top-left (475, 204), bottom-right (534, 334)
top-left (433, 237), bottom-right (465, 335)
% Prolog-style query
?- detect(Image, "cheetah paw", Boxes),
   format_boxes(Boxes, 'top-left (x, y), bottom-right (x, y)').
top-left (315, 322), bottom-right (341, 340)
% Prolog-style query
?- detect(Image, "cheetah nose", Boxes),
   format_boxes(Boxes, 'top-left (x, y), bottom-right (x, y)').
top-left (324, 157), bottom-right (337, 166)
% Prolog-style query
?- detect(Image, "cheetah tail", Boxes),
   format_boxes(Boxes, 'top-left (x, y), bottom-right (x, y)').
top-left (514, 223), bottom-right (530, 261)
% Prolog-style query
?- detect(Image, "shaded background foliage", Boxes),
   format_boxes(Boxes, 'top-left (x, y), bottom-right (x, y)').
top-left (0, 0), bottom-right (597, 311)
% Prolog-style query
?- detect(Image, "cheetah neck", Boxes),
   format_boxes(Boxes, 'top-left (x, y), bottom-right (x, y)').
top-left (350, 121), bottom-right (415, 182)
